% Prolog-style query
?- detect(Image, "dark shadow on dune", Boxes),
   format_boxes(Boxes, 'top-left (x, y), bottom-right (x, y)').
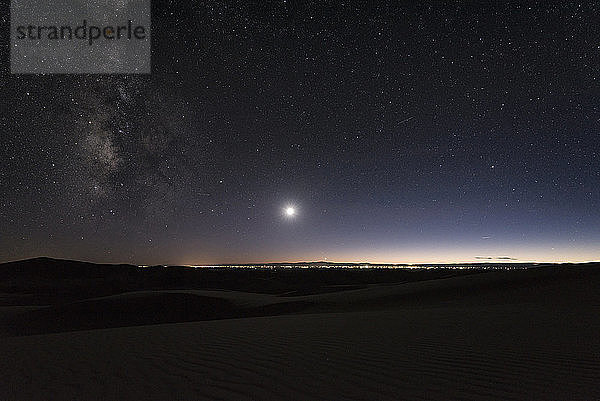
top-left (5, 292), bottom-right (316, 336)
top-left (6, 293), bottom-right (236, 335)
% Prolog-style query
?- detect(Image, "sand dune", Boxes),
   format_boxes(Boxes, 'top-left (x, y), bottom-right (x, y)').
top-left (1, 304), bottom-right (599, 400)
top-left (1, 263), bottom-right (599, 400)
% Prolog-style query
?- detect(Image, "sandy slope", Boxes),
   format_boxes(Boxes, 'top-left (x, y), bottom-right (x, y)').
top-left (1, 266), bottom-right (599, 400)
top-left (1, 305), bottom-right (598, 400)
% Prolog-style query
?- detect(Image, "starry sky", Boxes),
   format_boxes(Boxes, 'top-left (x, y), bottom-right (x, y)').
top-left (1, 2), bottom-right (599, 264)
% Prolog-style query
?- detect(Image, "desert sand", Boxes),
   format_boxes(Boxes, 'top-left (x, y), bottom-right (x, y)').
top-left (1, 259), bottom-right (599, 400)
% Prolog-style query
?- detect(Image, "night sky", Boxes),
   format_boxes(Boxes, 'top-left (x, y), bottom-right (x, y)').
top-left (1, 2), bottom-right (599, 264)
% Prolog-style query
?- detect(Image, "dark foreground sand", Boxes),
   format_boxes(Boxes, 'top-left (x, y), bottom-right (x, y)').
top-left (1, 261), bottom-right (599, 400)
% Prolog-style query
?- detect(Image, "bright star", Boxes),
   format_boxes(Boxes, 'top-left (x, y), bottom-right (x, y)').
top-left (285, 206), bottom-right (296, 217)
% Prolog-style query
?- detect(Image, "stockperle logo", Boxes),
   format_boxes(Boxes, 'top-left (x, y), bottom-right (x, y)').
top-left (11, 0), bottom-right (151, 74)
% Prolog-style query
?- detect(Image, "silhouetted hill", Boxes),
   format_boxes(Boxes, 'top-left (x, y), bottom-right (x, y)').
top-left (0, 257), bottom-right (135, 279)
